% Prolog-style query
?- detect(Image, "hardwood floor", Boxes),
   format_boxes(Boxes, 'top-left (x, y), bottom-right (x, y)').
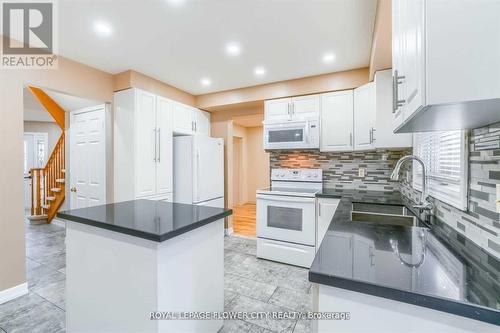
top-left (232, 203), bottom-right (256, 237)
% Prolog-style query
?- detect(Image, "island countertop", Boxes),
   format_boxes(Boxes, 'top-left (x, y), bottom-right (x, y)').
top-left (310, 189), bottom-right (500, 326)
top-left (57, 199), bottom-right (232, 242)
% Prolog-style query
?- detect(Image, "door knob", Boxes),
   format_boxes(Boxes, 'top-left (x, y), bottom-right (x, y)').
top-left (70, 187), bottom-right (77, 192)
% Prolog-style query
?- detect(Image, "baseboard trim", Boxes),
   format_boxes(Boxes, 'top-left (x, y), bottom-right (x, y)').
top-left (0, 283), bottom-right (28, 305)
top-left (224, 227), bottom-right (234, 236)
top-left (51, 218), bottom-right (66, 228)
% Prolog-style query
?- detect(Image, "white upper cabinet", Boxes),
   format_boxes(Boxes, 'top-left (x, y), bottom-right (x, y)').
top-left (195, 110), bottom-right (211, 136)
top-left (353, 83), bottom-right (376, 150)
top-left (392, 0), bottom-right (500, 132)
top-left (265, 95), bottom-right (320, 122)
top-left (374, 70), bottom-right (412, 148)
top-left (172, 102), bottom-right (210, 136)
top-left (291, 95), bottom-right (320, 121)
top-left (320, 90), bottom-right (354, 152)
top-left (172, 102), bottom-right (194, 134)
top-left (264, 98), bottom-right (292, 122)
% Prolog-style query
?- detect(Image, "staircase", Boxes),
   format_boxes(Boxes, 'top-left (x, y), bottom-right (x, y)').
top-left (27, 86), bottom-right (66, 224)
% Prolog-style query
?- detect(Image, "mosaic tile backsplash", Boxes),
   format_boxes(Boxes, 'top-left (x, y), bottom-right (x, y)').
top-left (269, 122), bottom-right (500, 259)
top-left (402, 121), bottom-right (500, 259)
top-left (269, 149), bottom-right (412, 191)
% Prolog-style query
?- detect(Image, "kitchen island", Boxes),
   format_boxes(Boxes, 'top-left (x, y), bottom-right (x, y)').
top-left (57, 199), bottom-right (232, 333)
top-left (310, 190), bottom-right (500, 333)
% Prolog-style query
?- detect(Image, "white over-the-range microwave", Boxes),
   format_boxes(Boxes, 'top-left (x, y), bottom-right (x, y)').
top-left (263, 120), bottom-right (319, 150)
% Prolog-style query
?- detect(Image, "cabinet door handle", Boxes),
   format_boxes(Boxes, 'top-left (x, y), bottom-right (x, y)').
top-left (349, 132), bottom-right (353, 146)
top-left (152, 128), bottom-right (157, 162)
top-left (393, 70), bottom-right (406, 113)
top-left (157, 128), bottom-right (161, 162)
top-left (318, 203), bottom-right (321, 217)
top-left (194, 122), bottom-right (197, 132)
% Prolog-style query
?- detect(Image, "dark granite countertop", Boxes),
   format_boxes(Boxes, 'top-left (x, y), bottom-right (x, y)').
top-left (310, 189), bottom-right (500, 326)
top-left (57, 200), bottom-right (232, 242)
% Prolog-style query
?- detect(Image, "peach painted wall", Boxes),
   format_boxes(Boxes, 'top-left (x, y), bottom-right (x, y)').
top-left (246, 126), bottom-right (270, 203)
top-left (0, 37), bottom-right (114, 293)
top-left (196, 67), bottom-right (369, 109)
top-left (369, 0), bottom-right (392, 81)
top-left (113, 70), bottom-right (196, 106)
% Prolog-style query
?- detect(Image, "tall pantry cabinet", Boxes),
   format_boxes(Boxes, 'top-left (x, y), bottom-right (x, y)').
top-left (114, 88), bottom-right (173, 202)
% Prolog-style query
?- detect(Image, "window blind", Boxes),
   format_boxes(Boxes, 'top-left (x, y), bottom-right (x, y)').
top-left (413, 130), bottom-right (468, 210)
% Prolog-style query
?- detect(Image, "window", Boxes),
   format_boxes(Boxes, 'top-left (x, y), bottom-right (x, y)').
top-left (413, 130), bottom-right (468, 210)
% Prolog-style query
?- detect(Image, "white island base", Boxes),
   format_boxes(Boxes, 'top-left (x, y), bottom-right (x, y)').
top-left (65, 219), bottom-right (224, 333)
top-left (313, 284), bottom-right (499, 333)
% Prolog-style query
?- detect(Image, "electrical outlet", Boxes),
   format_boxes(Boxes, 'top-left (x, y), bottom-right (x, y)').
top-left (497, 184), bottom-right (500, 213)
top-left (358, 168), bottom-right (366, 178)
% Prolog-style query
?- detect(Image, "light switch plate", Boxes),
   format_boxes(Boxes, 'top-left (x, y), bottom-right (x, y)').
top-left (358, 168), bottom-right (366, 178)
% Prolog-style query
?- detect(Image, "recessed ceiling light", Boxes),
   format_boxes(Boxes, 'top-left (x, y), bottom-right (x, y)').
top-left (201, 78), bottom-right (211, 86)
top-left (254, 66), bottom-right (266, 76)
top-left (225, 42), bottom-right (241, 56)
top-left (322, 53), bottom-right (336, 63)
top-left (166, 0), bottom-right (186, 6)
top-left (93, 21), bottom-right (113, 37)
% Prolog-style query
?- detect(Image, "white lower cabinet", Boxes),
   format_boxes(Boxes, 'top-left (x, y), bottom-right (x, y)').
top-left (316, 198), bottom-right (340, 251)
top-left (142, 193), bottom-right (173, 202)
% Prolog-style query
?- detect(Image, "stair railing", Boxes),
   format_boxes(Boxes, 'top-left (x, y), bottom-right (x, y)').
top-left (30, 133), bottom-right (65, 221)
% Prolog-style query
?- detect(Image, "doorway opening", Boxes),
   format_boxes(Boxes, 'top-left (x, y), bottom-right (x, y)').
top-left (230, 114), bottom-right (270, 237)
top-left (23, 86), bottom-right (109, 224)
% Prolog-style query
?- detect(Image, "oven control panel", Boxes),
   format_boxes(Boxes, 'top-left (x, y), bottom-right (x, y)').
top-left (271, 168), bottom-right (322, 181)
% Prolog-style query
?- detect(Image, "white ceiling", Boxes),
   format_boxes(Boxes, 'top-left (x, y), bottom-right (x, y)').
top-left (23, 87), bottom-right (103, 122)
top-left (58, 0), bottom-right (377, 95)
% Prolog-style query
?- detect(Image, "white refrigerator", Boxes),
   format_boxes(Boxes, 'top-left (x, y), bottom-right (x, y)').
top-left (173, 136), bottom-right (225, 208)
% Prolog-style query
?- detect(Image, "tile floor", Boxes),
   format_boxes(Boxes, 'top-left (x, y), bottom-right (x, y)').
top-left (0, 222), bottom-right (312, 333)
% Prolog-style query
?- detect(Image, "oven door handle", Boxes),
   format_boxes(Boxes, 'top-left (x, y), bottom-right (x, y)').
top-left (256, 194), bottom-right (316, 203)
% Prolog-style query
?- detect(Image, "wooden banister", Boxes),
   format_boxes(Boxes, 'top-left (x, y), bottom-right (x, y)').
top-left (28, 86), bottom-right (65, 129)
top-left (30, 133), bottom-right (65, 222)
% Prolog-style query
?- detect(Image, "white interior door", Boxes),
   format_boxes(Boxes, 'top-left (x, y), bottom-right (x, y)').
top-left (193, 137), bottom-right (224, 203)
top-left (70, 106), bottom-right (106, 209)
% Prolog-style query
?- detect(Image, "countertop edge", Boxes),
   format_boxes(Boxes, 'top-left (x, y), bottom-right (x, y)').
top-left (308, 270), bottom-right (500, 326)
top-left (309, 190), bottom-right (500, 327)
top-left (57, 209), bottom-right (233, 243)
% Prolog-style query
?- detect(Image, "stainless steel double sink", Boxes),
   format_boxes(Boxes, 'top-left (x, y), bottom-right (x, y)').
top-left (351, 202), bottom-right (418, 227)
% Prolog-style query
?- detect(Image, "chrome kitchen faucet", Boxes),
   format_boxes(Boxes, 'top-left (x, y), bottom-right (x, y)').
top-left (390, 155), bottom-right (433, 213)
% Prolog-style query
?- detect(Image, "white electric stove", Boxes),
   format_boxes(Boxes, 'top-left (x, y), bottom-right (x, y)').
top-left (256, 168), bottom-right (323, 268)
